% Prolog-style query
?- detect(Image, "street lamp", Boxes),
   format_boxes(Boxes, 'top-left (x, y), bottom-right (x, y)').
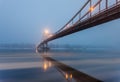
top-left (44, 28), bottom-right (49, 35)
top-left (44, 28), bottom-right (53, 38)
top-left (89, 6), bottom-right (94, 12)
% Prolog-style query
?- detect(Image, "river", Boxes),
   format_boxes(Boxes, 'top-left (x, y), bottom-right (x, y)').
top-left (0, 49), bottom-right (120, 82)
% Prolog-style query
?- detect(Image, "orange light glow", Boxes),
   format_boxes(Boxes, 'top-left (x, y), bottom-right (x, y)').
top-left (43, 61), bottom-right (48, 71)
top-left (89, 6), bottom-right (94, 12)
top-left (70, 74), bottom-right (72, 79)
top-left (48, 61), bottom-right (52, 67)
top-left (65, 73), bottom-right (69, 79)
top-left (44, 29), bottom-right (49, 35)
top-left (48, 34), bottom-right (53, 37)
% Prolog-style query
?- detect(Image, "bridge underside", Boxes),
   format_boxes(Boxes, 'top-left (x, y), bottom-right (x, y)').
top-left (38, 3), bottom-right (120, 48)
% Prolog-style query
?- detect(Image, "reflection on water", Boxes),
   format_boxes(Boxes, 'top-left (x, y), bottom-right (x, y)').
top-left (0, 49), bottom-right (120, 82)
top-left (42, 56), bottom-right (74, 82)
top-left (0, 50), bottom-right (67, 82)
top-left (41, 52), bottom-right (102, 82)
top-left (43, 59), bottom-right (52, 71)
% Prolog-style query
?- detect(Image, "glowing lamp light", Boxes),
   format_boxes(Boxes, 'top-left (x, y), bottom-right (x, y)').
top-left (44, 29), bottom-right (49, 35)
top-left (48, 61), bottom-right (52, 67)
top-left (89, 6), bottom-right (94, 12)
top-left (43, 61), bottom-right (48, 71)
top-left (65, 73), bottom-right (69, 79)
top-left (70, 74), bottom-right (72, 79)
top-left (49, 34), bottom-right (53, 37)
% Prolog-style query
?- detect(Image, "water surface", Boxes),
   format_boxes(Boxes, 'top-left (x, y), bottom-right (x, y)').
top-left (0, 49), bottom-right (120, 82)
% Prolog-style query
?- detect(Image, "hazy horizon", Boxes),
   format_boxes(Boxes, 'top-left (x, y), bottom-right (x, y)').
top-left (0, 0), bottom-right (120, 49)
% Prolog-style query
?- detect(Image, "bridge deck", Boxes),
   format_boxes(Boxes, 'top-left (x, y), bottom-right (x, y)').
top-left (38, 1), bottom-right (120, 48)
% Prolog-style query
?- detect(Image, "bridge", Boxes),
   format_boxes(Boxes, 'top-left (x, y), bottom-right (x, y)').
top-left (37, 0), bottom-right (120, 50)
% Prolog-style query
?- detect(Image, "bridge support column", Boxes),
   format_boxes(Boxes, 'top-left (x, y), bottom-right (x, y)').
top-left (37, 42), bottom-right (50, 52)
top-left (42, 43), bottom-right (49, 51)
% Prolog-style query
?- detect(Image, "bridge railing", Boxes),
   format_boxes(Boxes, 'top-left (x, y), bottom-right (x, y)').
top-left (78, 0), bottom-right (120, 25)
top-left (55, 0), bottom-right (91, 34)
top-left (55, 0), bottom-right (120, 34)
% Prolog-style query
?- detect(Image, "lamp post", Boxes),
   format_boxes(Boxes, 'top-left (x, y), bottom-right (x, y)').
top-left (42, 28), bottom-right (52, 51)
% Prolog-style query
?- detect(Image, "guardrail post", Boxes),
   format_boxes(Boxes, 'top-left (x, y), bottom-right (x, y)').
top-left (116, 0), bottom-right (118, 4)
top-left (90, 0), bottom-right (92, 17)
top-left (106, 0), bottom-right (108, 9)
top-left (99, 1), bottom-right (101, 13)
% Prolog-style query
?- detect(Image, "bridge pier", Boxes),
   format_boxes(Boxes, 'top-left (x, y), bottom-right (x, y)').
top-left (37, 42), bottom-right (50, 52)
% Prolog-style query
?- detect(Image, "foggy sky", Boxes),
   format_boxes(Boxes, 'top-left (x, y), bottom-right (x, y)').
top-left (0, 0), bottom-right (120, 48)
